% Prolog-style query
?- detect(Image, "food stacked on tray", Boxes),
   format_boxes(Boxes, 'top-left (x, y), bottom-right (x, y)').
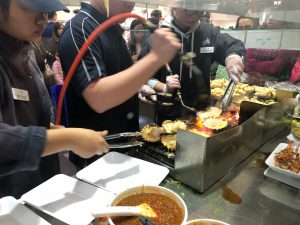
top-left (265, 142), bottom-right (300, 188)
top-left (141, 120), bottom-right (187, 151)
top-left (274, 142), bottom-right (300, 174)
top-left (211, 79), bottom-right (277, 106)
top-left (140, 106), bottom-right (240, 153)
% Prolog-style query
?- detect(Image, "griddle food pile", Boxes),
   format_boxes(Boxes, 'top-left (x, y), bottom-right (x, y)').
top-left (274, 142), bottom-right (300, 174)
top-left (140, 120), bottom-right (187, 151)
top-left (211, 79), bottom-right (276, 106)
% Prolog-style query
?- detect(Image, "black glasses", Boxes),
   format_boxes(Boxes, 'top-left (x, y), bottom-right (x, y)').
top-left (184, 10), bottom-right (204, 17)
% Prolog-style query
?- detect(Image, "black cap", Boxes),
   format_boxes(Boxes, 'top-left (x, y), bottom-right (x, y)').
top-left (17, 0), bottom-right (70, 13)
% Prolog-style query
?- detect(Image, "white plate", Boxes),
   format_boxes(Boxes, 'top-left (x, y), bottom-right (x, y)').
top-left (287, 133), bottom-right (300, 142)
top-left (0, 196), bottom-right (50, 225)
top-left (264, 168), bottom-right (300, 189)
top-left (21, 174), bottom-right (115, 225)
top-left (265, 143), bottom-right (300, 179)
top-left (76, 152), bottom-right (169, 194)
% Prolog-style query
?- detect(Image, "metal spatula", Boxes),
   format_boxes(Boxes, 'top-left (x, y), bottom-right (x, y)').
top-left (215, 78), bottom-right (236, 113)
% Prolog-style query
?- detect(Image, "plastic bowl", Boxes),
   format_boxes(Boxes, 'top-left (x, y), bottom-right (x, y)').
top-left (186, 218), bottom-right (230, 225)
top-left (108, 185), bottom-right (188, 225)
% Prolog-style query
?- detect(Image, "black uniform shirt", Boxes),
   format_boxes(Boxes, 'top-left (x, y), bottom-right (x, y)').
top-left (140, 20), bottom-right (246, 123)
top-left (0, 31), bottom-right (59, 198)
top-left (59, 2), bottom-right (139, 133)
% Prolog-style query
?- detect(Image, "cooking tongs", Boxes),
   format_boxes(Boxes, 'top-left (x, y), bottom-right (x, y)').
top-left (104, 132), bottom-right (143, 149)
top-left (215, 78), bottom-right (236, 113)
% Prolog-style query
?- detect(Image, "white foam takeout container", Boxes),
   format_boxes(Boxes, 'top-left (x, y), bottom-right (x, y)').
top-left (0, 196), bottom-right (50, 225)
top-left (76, 152), bottom-right (169, 194)
top-left (21, 174), bottom-right (115, 225)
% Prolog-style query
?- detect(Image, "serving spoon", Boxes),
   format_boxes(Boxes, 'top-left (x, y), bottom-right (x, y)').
top-left (91, 203), bottom-right (158, 218)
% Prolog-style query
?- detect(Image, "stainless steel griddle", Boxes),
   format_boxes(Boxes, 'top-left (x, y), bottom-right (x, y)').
top-left (133, 101), bottom-right (288, 192)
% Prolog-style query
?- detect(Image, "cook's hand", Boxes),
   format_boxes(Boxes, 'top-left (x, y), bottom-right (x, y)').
top-left (165, 74), bottom-right (181, 92)
top-left (132, 55), bottom-right (138, 63)
top-left (225, 55), bottom-right (244, 83)
top-left (71, 129), bottom-right (109, 158)
top-left (50, 122), bottom-right (65, 129)
top-left (151, 28), bottom-right (181, 64)
top-left (138, 85), bottom-right (156, 104)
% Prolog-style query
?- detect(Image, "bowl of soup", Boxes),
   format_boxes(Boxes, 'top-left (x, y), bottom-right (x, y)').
top-left (108, 185), bottom-right (188, 225)
top-left (186, 218), bottom-right (230, 225)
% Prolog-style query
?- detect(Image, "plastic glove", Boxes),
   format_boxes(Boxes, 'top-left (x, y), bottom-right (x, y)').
top-left (138, 85), bottom-right (157, 104)
top-left (165, 74), bottom-right (181, 92)
top-left (225, 55), bottom-right (244, 83)
top-left (131, 55), bottom-right (138, 63)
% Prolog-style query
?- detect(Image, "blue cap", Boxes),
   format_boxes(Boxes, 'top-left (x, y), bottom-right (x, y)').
top-left (17, 0), bottom-right (70, 13)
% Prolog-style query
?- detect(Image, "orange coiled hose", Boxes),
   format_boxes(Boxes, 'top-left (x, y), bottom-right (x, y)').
top-left (55, 13), bottom-right (145, 125)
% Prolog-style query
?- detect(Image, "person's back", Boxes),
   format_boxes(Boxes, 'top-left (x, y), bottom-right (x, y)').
top-left (59, 2), bottom-right (138, 167)
top-left (58, 1), bottom-right (181, 168)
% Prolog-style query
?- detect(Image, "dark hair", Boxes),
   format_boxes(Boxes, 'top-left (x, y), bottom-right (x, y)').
top-left (128, 19), bottom-right (147, 56)
top-left (48, 11), bottom-right (57, 20)
top-left (130, 19), bottom-right (145, 31)
top-left (73, 9), bottom-right (80, 14)
top-left (0, 0), bottom-right (10, 17)
top-left (235, 16), bottom-right (258, 30)
top-left (200, 11), bottom-right (210, 23)
top-left (54, 22), bottom-right (63, 37)
top-left (150, 9), bottom-right (162, 18)
top-left (149, 9), bottom-right (162, 25)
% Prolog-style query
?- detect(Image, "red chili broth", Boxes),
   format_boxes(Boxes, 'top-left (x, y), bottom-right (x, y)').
top-left (111, 192), bottom-right (184, 225)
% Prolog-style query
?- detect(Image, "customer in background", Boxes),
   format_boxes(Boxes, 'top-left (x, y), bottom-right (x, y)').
top-left (289, 55), bottom-right (300, 84)
top-left (243, 9), bottom-right (299, 85)
top-left (58, 0), bottom-right (181, 169)
top-left (42, 11), bottom-right (58, 38)
top-left (244, 48), bottom-right (298, 85)
top-left (235, 16), bottom-right (258, 30)
top-left (41, 12), bottom-right (59, 66)
top-left (140, 7), bottom-right (246, 124)
top-left (148, 9), bottom-right (162, 27)
top-left (52, 51), bottom-right (64, 84)
top-left (51, 22), bottom-right (64, 84)
top-left (0, 0), bottom-right (109, 198)
top-left (127, 19), bottom-right (148, 63)
top-left (33, 21), bottom-right (64, 91)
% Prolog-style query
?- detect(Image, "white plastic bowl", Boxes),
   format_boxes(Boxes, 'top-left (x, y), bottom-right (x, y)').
top-left (108, 185), bottom-right (188, 225)
top-left (186, 218), bottom-right (230, 225)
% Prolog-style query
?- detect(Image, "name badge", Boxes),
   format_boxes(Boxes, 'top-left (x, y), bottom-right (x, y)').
top-left (200, 47), bottom-right (214, 53)
top-left (11, 88), bottom-right (30, 101)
